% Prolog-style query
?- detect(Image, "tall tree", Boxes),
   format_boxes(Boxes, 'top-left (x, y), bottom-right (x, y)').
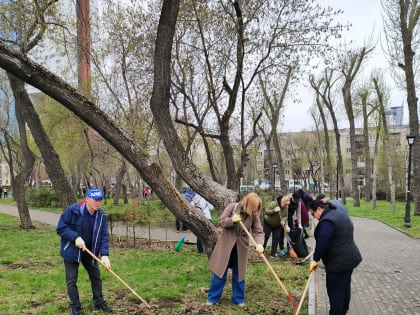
top-left (373, 75), bottom-right (396, 210)
top-left (340, 46), bottom-right (374, 207)
top-left (258, 67), bottom-right (294, 193)
top-left (0, 0), bottom-right (224, 254)
top-left (359, 88), bottom-right (374, 202)
top-left (382, 0), bottom-right (420, 214)
top-left (309, 69), bottom-right (345, 202)
top-left (173, 0), bottom-right (345, 191)
top-left (0, 0), bottom-right (75, 216)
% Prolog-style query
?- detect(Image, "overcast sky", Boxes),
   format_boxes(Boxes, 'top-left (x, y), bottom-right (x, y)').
top-left (281, 0), bottom-right (405, 132)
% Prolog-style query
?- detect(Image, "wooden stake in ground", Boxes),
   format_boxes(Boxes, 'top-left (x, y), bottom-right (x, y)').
top-left (237, 221), bottom-right (296, 312)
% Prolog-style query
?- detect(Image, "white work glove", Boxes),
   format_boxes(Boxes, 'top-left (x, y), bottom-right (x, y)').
top-left (284, 225), bottom-right (290, 233)
top-left (75, 237), bottom-right (85, 249)
top-left (232, 213), bottom-right (242, 223)
top-left (274, 206), bottom-right (280, 212)
top-left (101, 256), bottom-right (111, 268)
top-left (255, 244), bottom-right (264, 255)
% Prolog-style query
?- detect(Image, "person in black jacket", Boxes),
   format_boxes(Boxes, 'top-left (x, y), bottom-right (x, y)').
top-left (308, 200), bottom-right (362, 315)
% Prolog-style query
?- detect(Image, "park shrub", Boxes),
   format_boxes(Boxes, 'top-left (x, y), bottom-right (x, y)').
top-left (25, 186), bottom-right (58, 208)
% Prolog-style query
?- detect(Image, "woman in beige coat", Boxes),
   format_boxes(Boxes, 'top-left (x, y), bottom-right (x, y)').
top-left (207, 192), bottom-right (264, 307)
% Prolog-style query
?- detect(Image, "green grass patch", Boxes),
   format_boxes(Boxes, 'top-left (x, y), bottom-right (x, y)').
top-left (0, 213), bottom-right (309, 314)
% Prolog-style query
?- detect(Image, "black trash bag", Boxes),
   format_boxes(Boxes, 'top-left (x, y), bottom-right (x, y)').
top-left (288, 227), bottom-right (308, 258)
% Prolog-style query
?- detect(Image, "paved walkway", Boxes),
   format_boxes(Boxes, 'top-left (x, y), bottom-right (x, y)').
top-left (310, 216), bottom-right (420, 315)
top-left (1, 204), bottom-right (420, 314)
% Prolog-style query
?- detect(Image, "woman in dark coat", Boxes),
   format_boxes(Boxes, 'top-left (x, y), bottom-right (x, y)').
top-left (207, 192), bottom-right (264, 307)
top-left (308, 200), bottom-right (362, 315)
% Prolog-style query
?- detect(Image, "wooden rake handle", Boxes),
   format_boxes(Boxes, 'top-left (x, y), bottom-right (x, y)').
top-left (295, 270), bottom-right (314, 315)
top-left (83, 247), bottom-right (151, 308)
top-left (238, 220), bottom-right (296, 311)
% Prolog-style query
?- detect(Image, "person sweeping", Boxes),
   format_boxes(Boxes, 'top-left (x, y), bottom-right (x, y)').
top-left (206, 192), bottom-right (264, 307)
top-left (57, 188), bottom-right (113, 315)
top-left (308, 199), bottom-right (362, 315)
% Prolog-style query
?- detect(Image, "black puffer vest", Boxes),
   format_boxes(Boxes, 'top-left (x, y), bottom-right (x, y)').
top-left (315, 208), bottom-right (362, 272)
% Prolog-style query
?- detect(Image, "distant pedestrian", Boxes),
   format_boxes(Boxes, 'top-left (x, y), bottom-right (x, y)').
top-left (143, 187), bottom-right (149, 199)
top-left (206, 192), bottom-right (264, 307)
top-left (3, 187), bottom-right (8, 198)
top-left (176, 190), bottom-right (193, 232)
top-left (308, 199), bottom-right (362, 315)
top-left (191, 192), bottom-right (214, 253)
top-left (56, 188), bottom-right (113, 315)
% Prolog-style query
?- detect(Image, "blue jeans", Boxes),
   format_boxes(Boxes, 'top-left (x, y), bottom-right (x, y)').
top-left (64, 254), bottom-right (105, 310)
top-left (326, 270), bottom-right (353, 315)
top-left (207, 245), bottom-right (245, 305)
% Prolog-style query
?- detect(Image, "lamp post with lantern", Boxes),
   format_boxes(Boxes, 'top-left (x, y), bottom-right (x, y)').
top-left (404, 134), bottom-right (416, 228)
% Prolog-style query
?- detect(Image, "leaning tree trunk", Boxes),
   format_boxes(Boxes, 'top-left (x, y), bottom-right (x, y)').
top-left (8, 74), bottom-right (75, 208)
top-left (8, 74), bottom-right (35, 229)
top-left (0, 0), bottom-right (224, 254)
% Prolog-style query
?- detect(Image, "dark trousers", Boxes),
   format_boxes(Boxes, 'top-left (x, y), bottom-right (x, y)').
top-left (176, 219), bottom-right (188, 231)
top-left (263, 221), bottom-right (284, 256)
top-left (326, 269), bottom-right (353, 315)
top-left (64, 254), bottom-right (105, 310)
top-left (197, 219), bottom-right (213, 253)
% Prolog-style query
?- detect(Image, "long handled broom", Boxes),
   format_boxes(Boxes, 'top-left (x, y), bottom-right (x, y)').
top-left (83, 247), bottom-right (151, 309)
top-left (238, 221), bottom-right (296, 312)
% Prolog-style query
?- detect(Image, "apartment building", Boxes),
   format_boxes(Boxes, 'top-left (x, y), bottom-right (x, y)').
top-left (256, 123), bottom-right (411, 194)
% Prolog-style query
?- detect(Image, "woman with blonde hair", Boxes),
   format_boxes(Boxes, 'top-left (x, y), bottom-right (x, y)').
top-left (207, 192), bottom-right (264, 307)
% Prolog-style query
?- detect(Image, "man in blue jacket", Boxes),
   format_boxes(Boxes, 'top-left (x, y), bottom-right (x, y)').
top-left (57, 188), bottom-right (112, 315)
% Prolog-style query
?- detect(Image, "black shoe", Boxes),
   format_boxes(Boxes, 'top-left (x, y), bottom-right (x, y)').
top-left (94, 302), bottom-right (113, 313)
top-left (70, 307), bottom-right (83, 315)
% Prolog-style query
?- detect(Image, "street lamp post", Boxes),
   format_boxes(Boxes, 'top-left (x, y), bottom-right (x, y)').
top-left (404, 134), bottom-right (416, 228)
top-left (272, 163), bottom-right (278, 200)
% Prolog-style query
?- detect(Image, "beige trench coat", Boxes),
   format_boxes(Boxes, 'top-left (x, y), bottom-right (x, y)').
top-left (208, 202), bottom-right (264, 282)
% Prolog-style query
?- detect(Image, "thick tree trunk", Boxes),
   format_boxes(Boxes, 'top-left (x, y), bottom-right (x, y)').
top-left (0, 0), bottom-right (223, 252)
top-left (399, 1), bottom-right (420, 215)
top-left (8, 74), bottom-right (75, 208)
top-left (374, 78), bottom-right (395, 210)
top-left (8, 73), bottom-right (35, 229)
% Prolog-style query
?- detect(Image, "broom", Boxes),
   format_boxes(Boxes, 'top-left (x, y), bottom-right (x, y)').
top-left (285, 232), bottom-right (298, 258)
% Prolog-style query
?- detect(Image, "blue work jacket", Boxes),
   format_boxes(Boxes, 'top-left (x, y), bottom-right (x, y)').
top-left (56, 202), bottom-right (109, 262)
